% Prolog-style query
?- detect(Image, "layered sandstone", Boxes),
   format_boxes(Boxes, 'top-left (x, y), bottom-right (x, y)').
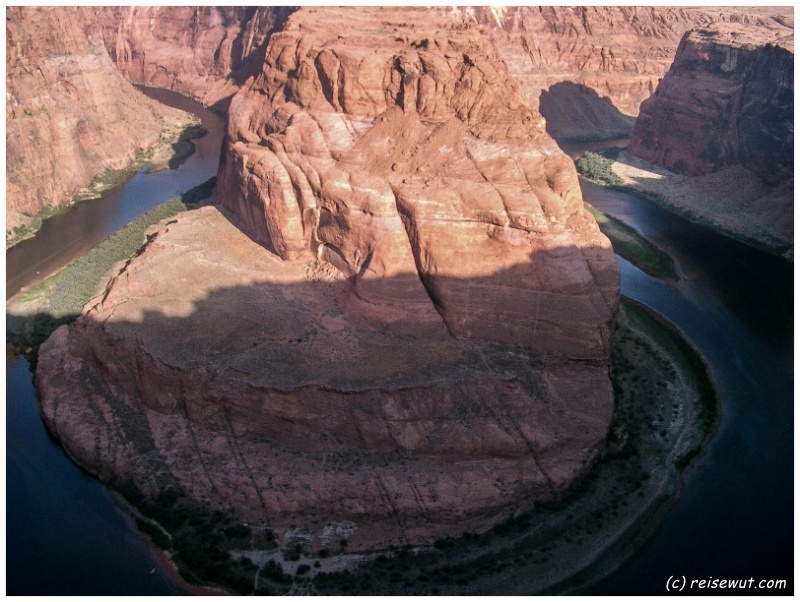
top-left (629, 25), bottom-right (793, 181)
top-left (466, 6), bottom-right (792, 140)
top-left (6, 7), bottom-right (190, 222)
top-left (626, 24), bottom-right (793, 249)
top-left (37, 7), bottom-right (619, 551)
top-left (96, 7), bottom-right (294, 109)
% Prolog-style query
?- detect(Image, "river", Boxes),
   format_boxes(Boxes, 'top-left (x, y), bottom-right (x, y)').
top-left (5, 96), bottom-right (793, 594)
top-left (6, 87), bottom-right (226, 300)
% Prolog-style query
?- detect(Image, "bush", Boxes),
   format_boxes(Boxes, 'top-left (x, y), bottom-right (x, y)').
top-left (575, 152), bottom-right (622, 186)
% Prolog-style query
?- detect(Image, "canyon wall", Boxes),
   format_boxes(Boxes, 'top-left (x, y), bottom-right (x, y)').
top-left (465, 6), bottom-right (792, 140)
top-left (37, 6), bottom-right (619, 551)
top-left (629, 25), bottom-right (793, 182)
top-left (6, 7), bottom-right (189, 223)
top-left (96, 7), bottom-right (294, 110)
top-left (626, 24), bottom-right (793, 249)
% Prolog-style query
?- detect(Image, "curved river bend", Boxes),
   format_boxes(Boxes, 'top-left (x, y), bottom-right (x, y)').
top-left (5, 94), bottom-right (793, 594)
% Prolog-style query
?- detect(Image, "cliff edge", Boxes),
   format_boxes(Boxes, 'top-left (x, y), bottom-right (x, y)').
top-left (36, 7), bottom-right (619, 552)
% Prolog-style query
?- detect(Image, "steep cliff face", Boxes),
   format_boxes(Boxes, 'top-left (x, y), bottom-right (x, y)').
top-left (96, 6), bottom-right (294, 109)
top-left (465, 6), bottom-right (792, 140)
top-left (629, 25), bottom-right (793, 182)
top-left (6, 6), bottom-right (190, 222)
top-left (625, 25), bottom-right (793, 250)
top-left (37, 7), bottom-right (619, 551)
top-left (217, 6), bottom-right (618, 355)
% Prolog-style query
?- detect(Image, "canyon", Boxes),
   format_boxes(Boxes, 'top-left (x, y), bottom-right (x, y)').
top-left (6, 7), bottom-right (193, 231)
top-left (9, 3), bottom-right (793, 593)
top-left (8, 5), bottom-right (783, 232)
top-left (36, 6), bottom-right (619, 551)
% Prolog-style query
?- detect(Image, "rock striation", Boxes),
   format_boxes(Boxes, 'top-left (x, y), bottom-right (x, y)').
top-left (629, 25), bottom-right (793, 182)
top-left (626, 24), bottom-right (793, 249)
top-left (464, 6), bottom-right (791, 140)
top-left (6, 7), bottom-right (190, 224)
top-left (96, 7), bottom-right (294, 110)
top-left (37, 7), bottom-right (619, 552)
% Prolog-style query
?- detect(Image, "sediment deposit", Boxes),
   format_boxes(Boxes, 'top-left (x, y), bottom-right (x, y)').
top-left (37, 7), bottom-right (619, 551)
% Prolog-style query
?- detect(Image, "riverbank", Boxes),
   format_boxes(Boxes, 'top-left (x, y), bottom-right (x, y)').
top-left (6, 115), bottom-right (205, 250)
top-left (6, 178), bottom-right (216, 362)
top-left (610, 152), bottom-right (792, 261)
top-left (584, 202), bottom-right (678, 282)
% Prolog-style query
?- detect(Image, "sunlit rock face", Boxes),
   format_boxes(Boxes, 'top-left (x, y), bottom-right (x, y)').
top-left (95, 6), bottom-right (295, 109)
top-left (37, 7), bottom-right (619, 551)
top-left (6, 6), bottom-right (187, 220)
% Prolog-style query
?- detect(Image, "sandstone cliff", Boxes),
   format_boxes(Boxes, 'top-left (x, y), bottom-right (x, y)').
top-left (626, 24), bottom-right (793, 250)
top-left (6, 7), bottom-right (190, 224)
top-left (467, 6), bottom-right (792, 140)
top-left (37, 7), bottom-right (619, 552)
top-left (96, 7), bottom-right (294, 110)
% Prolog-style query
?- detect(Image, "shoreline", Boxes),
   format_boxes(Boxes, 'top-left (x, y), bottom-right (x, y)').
top-left (5, 112), bottom-right (203, 251)
top-left (610, 152), bottom-right (792, 261)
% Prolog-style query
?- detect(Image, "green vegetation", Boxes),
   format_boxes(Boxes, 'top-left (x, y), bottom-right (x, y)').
top-left (116, 483), bottom-right (265, 594)
top-left (8, 177), bottom-right (216, 363)
top-left (307, 297), bottom-right (718, 595)
top-left (585, 203), bottom-right (679, 281)
top-left (575, 149), bottom-right (623, 186)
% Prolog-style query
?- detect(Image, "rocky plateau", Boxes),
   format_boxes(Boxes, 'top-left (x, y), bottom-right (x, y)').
top-left (36, 6), bottom-right (620, 552)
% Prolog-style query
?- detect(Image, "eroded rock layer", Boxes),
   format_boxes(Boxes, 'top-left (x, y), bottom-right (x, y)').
top-left (37, 7), bottom-right (619, 551)
top-left (627, 24), bottom-right (793, 245)
top-left (6, 7), bottom-right (189, 220)
top-left (468, 6), bottom-right (792, 140)
top-left (96, 7), bottom-right (294, 109)
top-left (629, 25), bottom-right (793, 182)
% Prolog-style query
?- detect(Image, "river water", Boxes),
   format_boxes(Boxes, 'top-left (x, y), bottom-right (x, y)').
top-left (6, 87), bottom-right (226, 299)
top-left (5, 96), bottom-right (793, 594)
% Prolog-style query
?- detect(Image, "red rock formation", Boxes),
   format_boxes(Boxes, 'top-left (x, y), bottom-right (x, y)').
top-left (37, 7), bottom-right (619, 551)
top-left (629, 25), bottom-right (793, 182)
top-left (96, 7), bottom-right (293, 109)
top-left (626, 24), bottom-right (793, 249)
top-left (6, 7), bottom-right (190, 221)
top-left (467, 6), bottom-right (792, 140)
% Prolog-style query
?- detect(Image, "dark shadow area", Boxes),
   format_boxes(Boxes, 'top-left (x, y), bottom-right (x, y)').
top-left (539, 81), bottom-right (635, 143)
top-left (166, 126), bottom-right (208, 170)
top-left (208, 7), bottom-right (299, 115)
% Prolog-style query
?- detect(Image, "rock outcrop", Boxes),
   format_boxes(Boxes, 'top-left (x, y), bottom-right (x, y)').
top-left (96, 7), bottom-right (294, 110)
top-left (626, 24), bottom-right (793, 250)
top-left (37, 7), bottom-right (619, 551)
top-left (465, 6), bottom-right (792, 140)
top-left (629, 25), bottom-right (793, 182)
top-left (6, 7), bottom-right (190, 223)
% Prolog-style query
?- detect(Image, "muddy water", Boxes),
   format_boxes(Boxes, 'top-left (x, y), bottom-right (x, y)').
top-left (6, 87), bottom-right (226, 299)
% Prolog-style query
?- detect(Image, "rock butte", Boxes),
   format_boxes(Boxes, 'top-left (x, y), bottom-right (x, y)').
top-left (37, 7), bottom-right (620, 551)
